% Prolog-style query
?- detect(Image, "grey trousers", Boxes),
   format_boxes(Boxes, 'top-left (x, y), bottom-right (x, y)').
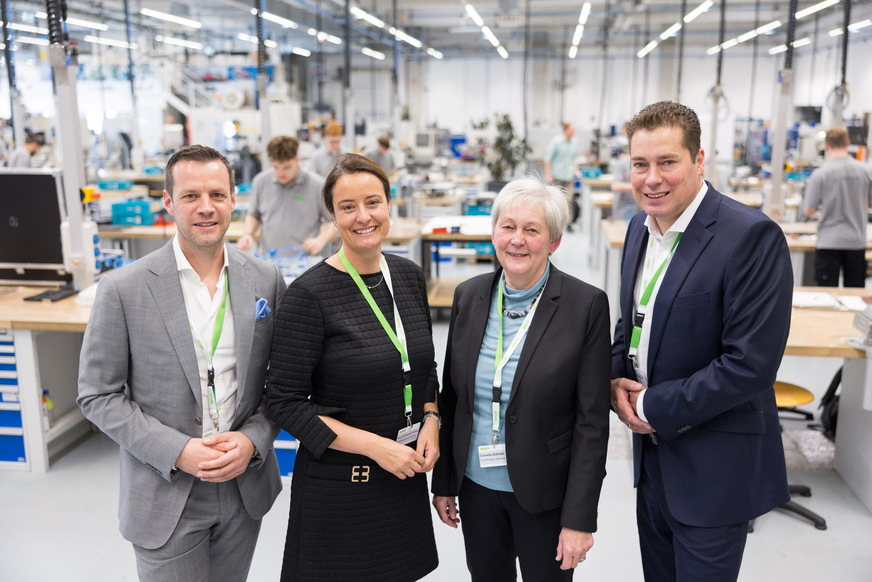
top-left (133, 479), bottom-right (261, 582)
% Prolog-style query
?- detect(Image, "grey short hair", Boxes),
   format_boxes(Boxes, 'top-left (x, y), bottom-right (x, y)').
top-left (491, 177), bottom-right (569, 243)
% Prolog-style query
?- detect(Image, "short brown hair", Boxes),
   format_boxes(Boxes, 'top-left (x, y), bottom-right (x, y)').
top-left (165, 145), bottom-right (234, 198)
top-left (377, 136), bottom-right (390, 149)
top-left (322, 153), bottom-right (391, 215)
top-left (324, 121), bottom-right (343, 138)
top-left (627, 101), bottom-right (701, 160)
top-left (824, 127), bottom-right (849, 149)
top-left (266, 135), bottom-right (299, 161)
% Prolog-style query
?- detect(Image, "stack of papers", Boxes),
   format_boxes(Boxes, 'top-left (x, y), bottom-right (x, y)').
top-left (792, 291), bottom-right (869, 311)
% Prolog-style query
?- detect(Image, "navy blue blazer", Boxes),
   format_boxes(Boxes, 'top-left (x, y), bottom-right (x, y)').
top-left (611, 184), bottom-right (792, 527)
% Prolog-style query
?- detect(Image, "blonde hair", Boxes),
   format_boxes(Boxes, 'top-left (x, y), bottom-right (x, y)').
top-left (324, 121), bottom-right (343, 138)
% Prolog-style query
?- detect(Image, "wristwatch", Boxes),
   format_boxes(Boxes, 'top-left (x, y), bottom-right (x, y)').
top-left (422, 411), bottom-right (442, 429)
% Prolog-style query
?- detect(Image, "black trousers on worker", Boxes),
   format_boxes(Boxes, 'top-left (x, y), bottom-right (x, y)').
top-left (458, 478), bottom-right (573, 582)
top-left (814, 248), bottom-right (866, 288)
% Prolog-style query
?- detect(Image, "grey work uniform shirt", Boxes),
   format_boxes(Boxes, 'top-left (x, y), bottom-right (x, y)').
top-left (248, 168), bottom-right (329, 256)
top-left (804, 156), bottom-right (872, 250)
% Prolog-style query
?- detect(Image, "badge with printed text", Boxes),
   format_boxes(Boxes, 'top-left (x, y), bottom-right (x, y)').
top-left (478, 444), bottom-right (507, 467)
top-left (397, 422), bottom-right (421, 445)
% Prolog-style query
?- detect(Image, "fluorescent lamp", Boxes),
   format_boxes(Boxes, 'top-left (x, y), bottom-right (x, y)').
top-left (796, 0), bottom-right (839, 20)
top-left (684, 0), bottom-right (713, 23)
top-left (9, 23), bottom-right (49, 35)
top-left (497, 45), bottom-right (508, 59)
top-left (262, 12), bottom-right (299, 29)
top-left (572, 24), bottom-right (584, 46)
top-left (769, 37), bottom-right (810, 55)
top-left (637, 40), bottom-right (658, 58)
top-left (481, 26), bottom-right (499, 47)
top-left (832, 19), bottom-right (872, 35)
top-left (792, 37), bottom-right (811, 48)
top-left (34, 12), bottom-right (109, 31)
top-left (427, 47), bottom-right (443, 59)
top-left (84, 34), bottom-right (136, 49)
top-left (389, 27), bottom-right (422, 48)
top-left (155, 35), bottom-right (203, 50)
top-left (362, 47), bottom-right (385, 60)
top-left (237, 33), bottom-right (277, 48)
top-left (706, 45), bottom-right (721, 55)
top-left (291, 47), bottom-right (311, 57)
top-left (465, 4), bottom-right (484, 28)
top-left (351, 7), bottom-right (384, 29)
top-left (660, 23), bottom-right (682, 40)
top-left (757, 20), bottom-right (782, 34)
top-left (737, 30), bottom-right (758, 43)
top-left (569, 44), bottom-right (578, 59)
top-left (578, 2), bottom-right (591, 25)
top-left (721, 38), bottom-right (739, 50)
top-left (14, 36), bottom-right (49, 46)
top-left (139, 8), bottom-right (201, 29)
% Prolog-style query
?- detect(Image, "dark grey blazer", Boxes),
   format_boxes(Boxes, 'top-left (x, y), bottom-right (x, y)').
top-left (78, 241), bottom-right (285, 549)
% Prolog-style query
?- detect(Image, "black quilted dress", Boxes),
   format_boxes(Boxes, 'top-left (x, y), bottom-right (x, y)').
top-left (266, 254), bottom-right (439, 582)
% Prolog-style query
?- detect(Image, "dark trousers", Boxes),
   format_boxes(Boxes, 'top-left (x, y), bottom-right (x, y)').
top-left (637, 440), bottom-right (748, 582)
top-left (459, 478), bottom-right (573, 582)
top-left (814, 248), bottom-right (867, 287)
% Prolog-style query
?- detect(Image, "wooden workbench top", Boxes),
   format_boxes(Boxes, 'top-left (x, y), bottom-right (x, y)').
top-left (0, 287), bottom-right (91, 332)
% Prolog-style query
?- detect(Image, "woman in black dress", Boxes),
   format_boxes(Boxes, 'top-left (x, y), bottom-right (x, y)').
top-left (266, 153), bottom-right (440, 581)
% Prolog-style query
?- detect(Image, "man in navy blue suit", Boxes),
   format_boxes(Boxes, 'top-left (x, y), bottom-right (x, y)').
top-left (611, 101), bottom-right (793, 581)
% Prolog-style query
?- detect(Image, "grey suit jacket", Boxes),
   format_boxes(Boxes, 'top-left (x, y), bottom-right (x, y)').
top-left (78, 241), bottom-right (285, 549)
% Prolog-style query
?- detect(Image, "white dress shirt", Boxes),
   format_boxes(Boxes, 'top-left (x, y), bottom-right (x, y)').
top-left (634, 181), bottom-right (708, 422)
top-left (172, 236), bottom-right (238, 435)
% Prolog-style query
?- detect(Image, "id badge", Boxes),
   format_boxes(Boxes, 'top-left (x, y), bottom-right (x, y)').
top-left (397, 422), bottom-right (421, 445)
top-left (478, 444), bottom-right (507, 467)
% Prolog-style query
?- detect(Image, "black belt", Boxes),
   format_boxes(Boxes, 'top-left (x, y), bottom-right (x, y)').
top-left (306, 460), bottom-right (393, 484)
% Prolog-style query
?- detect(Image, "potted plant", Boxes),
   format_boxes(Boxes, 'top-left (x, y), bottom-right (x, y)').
top-left (478, 113), bottom-right (531, 192)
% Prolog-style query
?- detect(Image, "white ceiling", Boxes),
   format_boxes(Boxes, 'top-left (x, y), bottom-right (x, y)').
top-left (7, 0), bottom-right (872, 61)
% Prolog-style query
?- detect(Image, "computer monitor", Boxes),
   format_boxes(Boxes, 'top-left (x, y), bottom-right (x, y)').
top-left (795, 106), bottom-right (822, 125)
top-left (0, 168), bottom-right (72, 286)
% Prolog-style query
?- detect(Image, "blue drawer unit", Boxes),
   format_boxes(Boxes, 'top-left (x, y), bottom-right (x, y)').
top-left (0, 432), bottom-right (25, 463)
top-left (275, 429), bottom-right (298, 476)
top-left (0, 407), bottom-right (23, 428)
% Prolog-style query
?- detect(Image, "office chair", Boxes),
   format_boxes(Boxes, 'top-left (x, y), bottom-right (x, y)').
top-left (750, 381), bottom-right (827, 532)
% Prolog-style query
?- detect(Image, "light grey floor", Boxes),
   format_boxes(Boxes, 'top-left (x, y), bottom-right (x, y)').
top-left (2, 219), bottom-right (872, 581)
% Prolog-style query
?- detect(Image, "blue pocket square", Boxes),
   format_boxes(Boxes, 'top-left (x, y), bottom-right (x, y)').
top-left (255, 298), bottom-right (271, 321)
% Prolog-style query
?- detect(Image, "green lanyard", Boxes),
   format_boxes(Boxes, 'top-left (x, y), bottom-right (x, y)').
top-left (338, 247), bottom-right (413, 425)
top-left (491, 274), bottom-right (545, 444)
top-left (628, 233), bottom-right (682, 362)
top-left (190, 273), bottom-right (229, 432)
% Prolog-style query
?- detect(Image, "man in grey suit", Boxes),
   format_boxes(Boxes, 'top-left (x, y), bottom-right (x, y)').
top-left (78, 145), bottom-right (286, 581)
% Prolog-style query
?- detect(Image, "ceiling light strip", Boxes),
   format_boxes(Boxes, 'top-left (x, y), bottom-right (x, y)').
top-left (139, 8), bottom-right (201, 30)
top-left (569, 2), bottom-right (591, 59)
top-left (709, 0), bottom-right (842, 56)
top-left (638, 0), bottom-right (712, 58)
top-left (465, 3), bottom-right (507, 58)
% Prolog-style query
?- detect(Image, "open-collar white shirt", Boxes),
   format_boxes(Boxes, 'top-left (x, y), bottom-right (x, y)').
top-left (634, 181), bottom-right (708, 422)
top-left (172, 236), bottom-right (237, 435)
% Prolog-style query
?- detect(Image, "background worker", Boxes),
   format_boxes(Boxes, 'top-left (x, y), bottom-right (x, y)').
top-left (238, 135), bottom-right (334, 258)
top-left (363, 136), bottom-right (397, 176)
top-left (544, 122), bottom-right (580, 229)
top-left (803, 126), bottom-right (872, 287)
top-left (7, 135), bottom-right (40, 168)
top-left (309, 121), bottom-right (348, 178)
top-left (611, 124), bottom-right (640, 222)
